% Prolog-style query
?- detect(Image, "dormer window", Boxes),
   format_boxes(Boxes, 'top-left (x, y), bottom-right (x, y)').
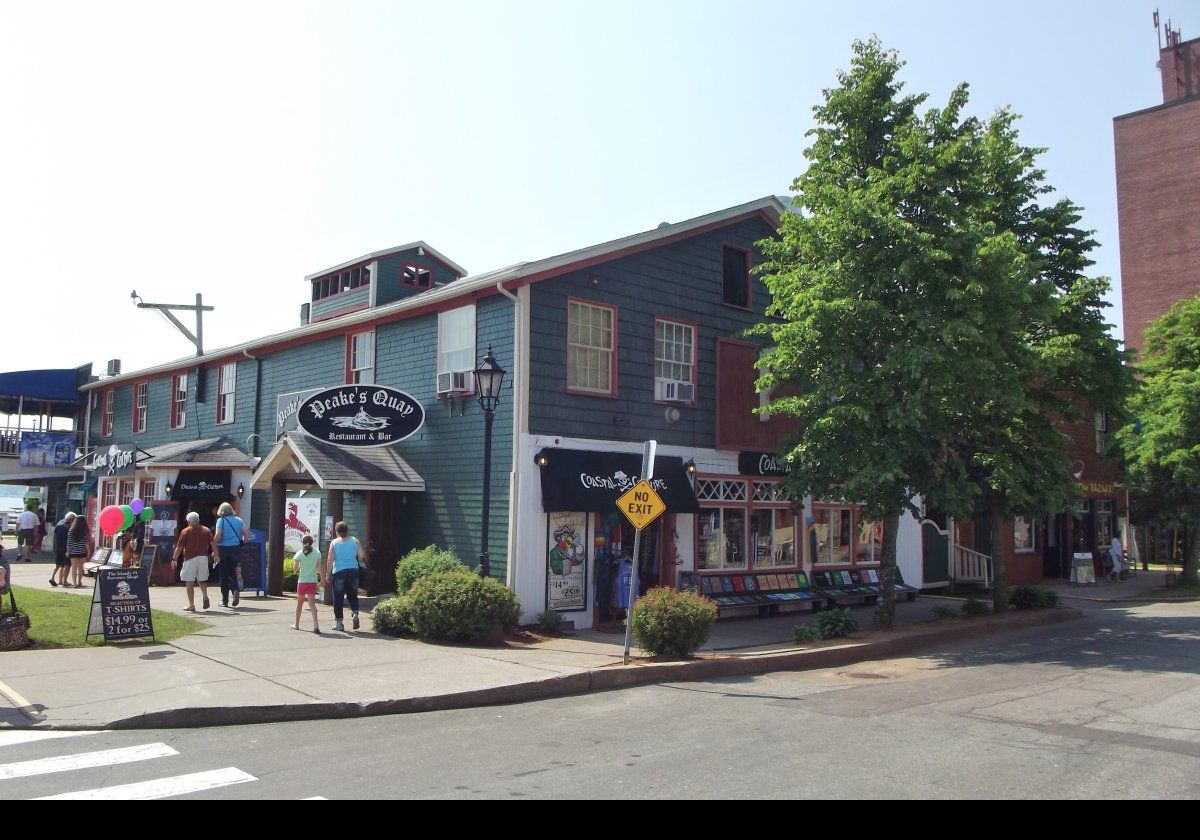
top-left (312, 265), bottom-right (371, 302)
top-left (401, 264), bottom-right (433, 290)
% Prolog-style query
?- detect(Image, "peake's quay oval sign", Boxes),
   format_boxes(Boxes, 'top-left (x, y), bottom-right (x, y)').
top-left (298, 385), bottom-right (425, 448)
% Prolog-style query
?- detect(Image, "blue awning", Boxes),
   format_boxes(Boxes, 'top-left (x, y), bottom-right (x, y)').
top-left (0, 369), bottom-right (84, 403)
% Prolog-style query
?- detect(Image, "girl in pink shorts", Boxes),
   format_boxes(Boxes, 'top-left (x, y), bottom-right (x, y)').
top-left (292, 535), bottom-right (325, 634)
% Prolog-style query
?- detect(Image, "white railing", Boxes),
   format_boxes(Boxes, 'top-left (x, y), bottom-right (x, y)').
top-left (954, 545), bottom-right (993, 589)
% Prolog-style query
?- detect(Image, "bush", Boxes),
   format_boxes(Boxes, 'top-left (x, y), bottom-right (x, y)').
top-left (406, 570), bottom-right (521, 642)
top-left (932, 605), bottom-right (959, 620)
top-left (536, 609), bottom-right (565, 634)
top-left (1009, 585), bottom-right (1060, 611)
top-left (630, 587), bottom-right (718, 658)
top-left (395, 545), bottom-right (466, 595)
top-left (961, 598), bottom-right (990, 617)
top-left (792, 624), bottom-right (819, 643)
top-left (816, 607), bottom-right (858, 639)
top-left (283, 552), bottom-right (298, 592)
top-left (372, 596), bottom-right (415, 637)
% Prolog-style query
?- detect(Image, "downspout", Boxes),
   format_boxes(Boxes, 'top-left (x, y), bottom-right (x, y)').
top-left (243, 348), bottom-right (261, 456)
top-left (496, 281), bottom-right (522, 592)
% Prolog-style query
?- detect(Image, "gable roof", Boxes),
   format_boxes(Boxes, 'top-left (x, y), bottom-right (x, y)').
top-left (83, 196), bottom-right (786, 392)
top-left (304, 241), bottom-right (468, 282)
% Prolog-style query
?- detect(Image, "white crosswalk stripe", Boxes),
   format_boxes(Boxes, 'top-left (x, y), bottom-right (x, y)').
top-left (0, 743), bottom-right (177, 780)
top-left (0, 730), bottom-right (93, 748)
top-left (36, 767), bottom-right (257, 800)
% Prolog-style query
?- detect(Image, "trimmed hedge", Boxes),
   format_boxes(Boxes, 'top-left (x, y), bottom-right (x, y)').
top-left (395, 545), bottom-right (466, 595)
top-left (631, 587), bottom-right (718, 659)
top-left (372, 596), bottom-right (415, 637)
top-left (406, 570), bottom-right (521, 642)
top-left (1009, 586), bottom-right (1061, 610)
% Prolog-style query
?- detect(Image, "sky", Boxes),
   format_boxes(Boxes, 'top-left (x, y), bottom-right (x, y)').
top-left (3, 0), bottom-right (1197, 375)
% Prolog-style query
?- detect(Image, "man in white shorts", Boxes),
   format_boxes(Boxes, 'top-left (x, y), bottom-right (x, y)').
top-left (172, 512), bottom-right (217, 612)
top-left (16, 507), bottom-right (40, 562)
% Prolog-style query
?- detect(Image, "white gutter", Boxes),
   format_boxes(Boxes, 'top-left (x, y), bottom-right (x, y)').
top-left (496, 281), bottom-right (523, 591)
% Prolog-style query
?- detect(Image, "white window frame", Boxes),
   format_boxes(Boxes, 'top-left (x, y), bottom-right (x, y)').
top-left (217, 362), bottom-right (236, 425)
top-left (567, 299), bottom-right (616, 396)
top-left (437, 305), bottom-right (477, 381)
top-left (133, 382), bottom-right (148, 434)
top-left (171, 373), bottom-right (188, 430)
top-left (102, 390), bottom-right (114, 437)
top-left (654, 318), bottom-right (696, 402)
top-left (349, 331), bottom-right (375, 385)
top-left (1014, 517), bottom-right (1037, 554)
top-left (1095, 410), bottom-right (1109, 455)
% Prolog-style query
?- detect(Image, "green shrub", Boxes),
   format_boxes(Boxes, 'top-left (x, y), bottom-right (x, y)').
top-left (961, 598), bottom-right (990, 617)
top-left (372, 596), bottom-right (414, 637)
top-left (932, 605), bottom-right (959, 620)
top-left (816, 607), bottom-right (858, 639)
top-left (1009, 585), bottom-right (1060, 611)
top-left (792, 624), bottom-right (819, 643)
top-left (631, 587), bottom-right (718, 659)
top-left (536, 609), bottom-right (565, 634)
top-left (282, 552), bottom-right (298, 592)
top-left (395, 545), bottom-right (466, 594)
top-left (406, 570), bottom-right (521, 642)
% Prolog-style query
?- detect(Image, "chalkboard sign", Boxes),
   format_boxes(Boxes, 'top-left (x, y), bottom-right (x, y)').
top-left (135, 544), bottom-right (157, 572)
top-left (222, 541), bottom-right (265, 596)
top-left (1071, 552), bottom-right (1097, 586)
top-left (87, 567), bottom-right (155, 643)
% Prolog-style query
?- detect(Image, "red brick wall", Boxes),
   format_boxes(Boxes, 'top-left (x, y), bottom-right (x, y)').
top-left (1114, 96), bottom-right (1200, 357)
top-left (1161, 38), bottom-right (1200, 102)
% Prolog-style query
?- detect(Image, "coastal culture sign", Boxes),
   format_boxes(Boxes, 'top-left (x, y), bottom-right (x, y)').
top-left (738, 452), bottom-right (792, 478)
top-left (547, 511), bottom-right (587, 613)
top-left (276, 388), bottom-right (323, 440)
top-left (87, 567), bottom-right (155, 643)
top-left (284, 497), bottom-right (322, 553)
top-left (83, 443), bottom-right (137, 477)
top-left (19, 432), bottom-right (77, 468)
top-left (298, 385), bottom-right (425, 448)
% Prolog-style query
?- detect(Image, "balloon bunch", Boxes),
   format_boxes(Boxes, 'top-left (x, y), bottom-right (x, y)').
top-left (99, 497), bottom-right (155, 536)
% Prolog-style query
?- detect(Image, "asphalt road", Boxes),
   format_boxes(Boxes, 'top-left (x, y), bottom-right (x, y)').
top-left (4, 597), bottom-right (1199, 799)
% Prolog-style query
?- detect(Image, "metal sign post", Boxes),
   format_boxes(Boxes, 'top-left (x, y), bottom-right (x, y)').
top-left (623, 440), bottom-right (657, 665)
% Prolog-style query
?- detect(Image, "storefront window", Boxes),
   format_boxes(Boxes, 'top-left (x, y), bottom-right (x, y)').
top-left (699, 508), bottom-right (747, 570)
top-left (812, 507), bottom-right (852, 564)
top-left (751, 508), bottom-right (797, 569)
top-left (1014, 517), bottom-right (1036, 553)
top-left (854, 517), bottom-right (882, 563)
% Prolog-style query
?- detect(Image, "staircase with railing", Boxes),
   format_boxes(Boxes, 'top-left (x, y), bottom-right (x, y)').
top-left (953, 545), bottom-right (993, 590)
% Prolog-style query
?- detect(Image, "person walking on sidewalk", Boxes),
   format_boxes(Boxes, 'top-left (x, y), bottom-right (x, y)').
top-left (325, 521), bottom-right (365, 632)
top-left (292, 534), bottom-right (324, 633)
top-left (50, 512), bottom-right (76, 587)
top-left (16, 506), bottom-right (39, 562)
top-left (33, 507), bottom-right (47, 553)
top-left (214, 502), bottom-right (250, 608)
top-left (1109, 530), bottom-right (1126, 583)
top-left (174, 512), bottom-right (217, 612)
top-left (65, 515), bottom-right (92, 588)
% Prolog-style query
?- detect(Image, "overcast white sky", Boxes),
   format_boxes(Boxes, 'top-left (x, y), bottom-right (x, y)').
top-left (3, 0), bottom-right (1196, 374)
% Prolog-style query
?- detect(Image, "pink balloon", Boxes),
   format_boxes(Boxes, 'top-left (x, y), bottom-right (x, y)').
top-left (99, 505), bottom-right (125, 536)
top-left (130, 498), bottom-right (145, 516)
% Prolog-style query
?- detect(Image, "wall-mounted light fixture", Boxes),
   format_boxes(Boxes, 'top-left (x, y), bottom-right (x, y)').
top-left (237, 483), bottom-right (246, 498)
top-left (164, 481), bottom-right (173, 497)
top-left (535, 451), bottom-right (549, 468)
top-left (685, 459), bottom-right (697, 476)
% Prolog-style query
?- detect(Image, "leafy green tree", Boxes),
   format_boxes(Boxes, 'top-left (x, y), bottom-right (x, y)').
top-left (1118, 296), bottom-right (1200, 585)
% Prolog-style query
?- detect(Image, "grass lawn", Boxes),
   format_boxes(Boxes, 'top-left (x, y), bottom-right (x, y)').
top-left (7, 585), bottom-right (208, 648)
top-left (1156, 582), bottom-right (1200, 599)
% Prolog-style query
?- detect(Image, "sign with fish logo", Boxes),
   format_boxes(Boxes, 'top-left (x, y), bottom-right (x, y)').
top-left (298, 385), bottom-right (425, 448)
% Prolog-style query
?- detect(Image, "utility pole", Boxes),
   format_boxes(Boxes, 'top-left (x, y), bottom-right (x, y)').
top-left (131, 291), bottom-right (214, 356)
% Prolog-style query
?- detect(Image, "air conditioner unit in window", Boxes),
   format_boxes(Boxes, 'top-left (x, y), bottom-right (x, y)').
top-left (658, 380), bottom-right (695, 404)
top-left (436, 370), bottom-right (472, 396)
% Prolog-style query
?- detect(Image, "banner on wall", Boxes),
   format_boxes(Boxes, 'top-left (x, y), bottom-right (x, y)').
top-left (19, 432), bottom-right (77, 468)
top-left (547, 511), bottom-right (588, 613)
top-left (284, 497), bottom-right (322, 554)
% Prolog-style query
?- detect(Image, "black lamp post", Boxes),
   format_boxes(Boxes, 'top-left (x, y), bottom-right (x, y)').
top-left (474, 345), bottom-right (506, 578)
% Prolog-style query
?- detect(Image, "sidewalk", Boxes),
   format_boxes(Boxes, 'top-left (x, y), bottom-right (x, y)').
top-left (1, 558), bottom-right (1078, 730)
top-left (1039, 568), bottom-right (1182, 602)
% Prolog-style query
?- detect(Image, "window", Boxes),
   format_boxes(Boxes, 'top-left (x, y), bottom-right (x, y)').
top-left (348, 331), bottom-right (375, 384)
top-left (854, 517), bottom-right (883, 563)
top-left (101, 390), bottom-right (114, 437)
top-left (140, 480), bottom-right (157, 502)
top-left (311, 266), bottom-right (370, 302)
top-left (698, 508), bottom-right (747, 570)
top-left (1014, 517), bottom-right (1037, 553)
top-left (119, 479), bottom-right (136, 505)
top-left (133, 382), bottom-right (148, 434)
top-left (401, 264), bottom-right (433, 290)
top-left (751, 508), bottom-right (798, 569)
top-left (812, 507), bottom-right (853, 565)
top-left (696, 477), bottom-right (797, 571)
top-left (1095, 410), bottom-right (1109, 455)
top-left (170, 373), bottom-right (188, 430)
top-left (567, 300), bottom-right (616, 396)
top-left (217, 363), bottom-right (236, 425)
top-left (654, 319), bottom-right (696, 402)
top-left (438, 305), bottom-right (476, 376)
top-left (103, 479), bottom-right (117, 510)
top-left (722, 245), bottom-right (750, 308)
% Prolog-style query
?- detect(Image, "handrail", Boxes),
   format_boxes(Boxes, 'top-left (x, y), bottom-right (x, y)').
top-left (953, 545), bottom-right (993, 589)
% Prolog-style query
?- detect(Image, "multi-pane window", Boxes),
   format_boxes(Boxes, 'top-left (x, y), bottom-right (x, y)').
top-left (349, 331), bottom-right (375, 384)
top-left (401, 264), bottom-right (433, 290)
top-left (217, 363), bottom-right (236, 424)
top-left (751, 508), bottom-right (797, 569)
top-left (722, 246), bottom-right (750, 308)
top-left (170, 373), bottom-right (188, 430)
top-left (1014, 517), bottom-right (1037, 553)
top-left (140, 480), bottom-right (157, 502)
top-left (311, 266), bottom-right (370, 302)
top-left (813, 507), bottom-right (853, 564)
top-left (119, 479), bottom-right (136, 505)
top-left (697, 478), bottom-right (796, 571)
top-left (438, 306), bottom-right (476, 375)
top-left (1095, 410), bottom-right (1109, 455)
top-left (698, 508), bottom-right (747, 570)
top-left (133, 383), bottom-right (148, 434)
top-left (102, 480), bottom-right (117, 510)
top-left (101, 390), bottom-right (114, 437)
top-left (567, 300), bottom-right (615, 395)
top-left (854, 518), bottom-right (883, 563)
top-left (654, 319), bottom-right (695, 400)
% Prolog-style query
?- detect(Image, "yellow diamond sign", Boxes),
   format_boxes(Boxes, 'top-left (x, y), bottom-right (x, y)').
top-left (616, 480), bottom-right (667, 532)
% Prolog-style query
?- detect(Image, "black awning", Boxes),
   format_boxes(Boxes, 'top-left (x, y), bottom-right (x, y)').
top-left (171, 469), bottom-right (233, 499)
top-left (537, 448), bottom-right (700, 514)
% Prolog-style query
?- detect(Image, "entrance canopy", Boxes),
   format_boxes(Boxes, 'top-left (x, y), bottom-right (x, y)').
top-left (251, 433), bottom-right (425, 492)
top-left (141, 438), bottom-right (256, 469)
top-left (536, 448), bottom-right (700, 514)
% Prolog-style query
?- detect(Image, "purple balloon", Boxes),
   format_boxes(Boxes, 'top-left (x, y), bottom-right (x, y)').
top-left (130, 498), bottom-right (145, 516)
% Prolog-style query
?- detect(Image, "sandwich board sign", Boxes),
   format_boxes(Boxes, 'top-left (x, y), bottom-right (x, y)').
top-left (86, 566), bottom-right (155, 643)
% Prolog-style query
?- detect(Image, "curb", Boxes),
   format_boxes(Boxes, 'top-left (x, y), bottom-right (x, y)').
top-left (26, 607), bottom-right (1083, 731)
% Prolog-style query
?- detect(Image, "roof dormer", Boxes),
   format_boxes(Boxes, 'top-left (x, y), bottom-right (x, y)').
top-left (306, 242), bottom-right (466, 324)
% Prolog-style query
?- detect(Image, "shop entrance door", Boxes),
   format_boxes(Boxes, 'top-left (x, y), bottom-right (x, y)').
top-left (367, 491), bottom-right (403, 595)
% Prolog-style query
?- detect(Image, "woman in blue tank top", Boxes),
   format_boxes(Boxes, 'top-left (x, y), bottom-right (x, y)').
top-left (325, 521), bottom-right (365, 632)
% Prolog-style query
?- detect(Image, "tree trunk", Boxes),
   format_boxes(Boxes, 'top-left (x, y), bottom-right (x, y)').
top-left (1183, 526), bottom-right (1200, 587)
top-left (990, 510), bottom-right (1008, 613)
top-left (873, 511), bottom-right (901, 631)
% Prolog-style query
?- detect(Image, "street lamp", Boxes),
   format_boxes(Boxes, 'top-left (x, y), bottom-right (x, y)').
top-left (473, 346), bottom-right (506, 578)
